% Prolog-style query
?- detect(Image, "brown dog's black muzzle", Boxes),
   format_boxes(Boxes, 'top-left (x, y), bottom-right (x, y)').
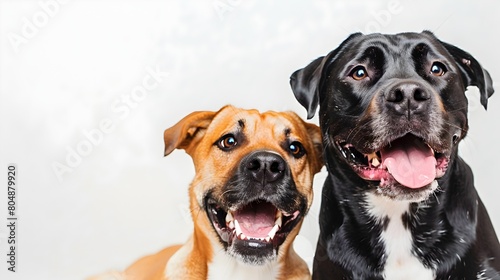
top-left (241, 151), bottom-right (287, 185)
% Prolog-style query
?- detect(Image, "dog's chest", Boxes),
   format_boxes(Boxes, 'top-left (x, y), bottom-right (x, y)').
top-left (207, 249), bottom-right (281, 280)
top-left (366, 193), bottom-right (434, 280)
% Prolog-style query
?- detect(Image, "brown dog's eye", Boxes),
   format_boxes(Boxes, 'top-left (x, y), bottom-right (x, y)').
top-left (217, 134), bottom-right (237, 151)
top-left (430, 62), bottom-right (446, 76)
top-left (350, 66), bottom-right (368, 80)
top-left (289, 141), bottom-right (306, 158)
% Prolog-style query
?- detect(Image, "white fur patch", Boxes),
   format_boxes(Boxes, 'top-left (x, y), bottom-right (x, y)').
top-left (165, 238), bottom-right (194, 279)
top-left (366, 193), bottom-right (435, 280)
top-left (207, 248), bottom-right (281, 280)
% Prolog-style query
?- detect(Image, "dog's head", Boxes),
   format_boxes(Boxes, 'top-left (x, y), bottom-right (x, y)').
top-left (290, 31), bottom-right (494, 202)
top-left (163, 105), bottom-right (323, 265)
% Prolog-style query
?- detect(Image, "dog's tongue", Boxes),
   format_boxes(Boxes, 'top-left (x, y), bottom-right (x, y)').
top-left (234, 201), bottom-right (276, 238)
top-left (381, 135), bottom-right (436, 189)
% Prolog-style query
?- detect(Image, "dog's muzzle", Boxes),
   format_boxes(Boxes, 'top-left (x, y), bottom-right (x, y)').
top-left (204, 151), bottom-right (305, 264)
top-left (335, 80), bottom-right (451, 201)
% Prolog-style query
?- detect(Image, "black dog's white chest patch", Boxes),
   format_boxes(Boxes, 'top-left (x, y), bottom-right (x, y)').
top-left (365, 193), bottom-right (435, 279)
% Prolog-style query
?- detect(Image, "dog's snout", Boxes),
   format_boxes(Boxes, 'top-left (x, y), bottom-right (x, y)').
top-left (243, 151), bottom-right (286, 184)
top-left (384, 83), bottom-right (431, 116)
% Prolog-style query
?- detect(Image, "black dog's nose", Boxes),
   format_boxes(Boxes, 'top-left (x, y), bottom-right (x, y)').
top-left (385, 83), bottom-right (431, 117)
top-left (243, 151), bottom-right (286, 184)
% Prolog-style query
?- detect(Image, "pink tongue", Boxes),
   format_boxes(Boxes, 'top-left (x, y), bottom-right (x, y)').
top-left (234, 202), bottom-right (276, 238)
top-left (381, 135), bottom-right (437, 189)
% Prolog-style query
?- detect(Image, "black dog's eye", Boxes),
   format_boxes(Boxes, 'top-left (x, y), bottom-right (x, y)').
top-left (350, 66), bottom-right (368, 80)
top-left (217, 134), bottom-right (237, 151)
top-left (430, 62), bottom-right (446, 76)
top-left (289, 141), bottom-right (306, 158)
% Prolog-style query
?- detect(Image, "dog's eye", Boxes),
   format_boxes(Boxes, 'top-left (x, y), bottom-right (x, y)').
top-left (217, 134), bottom-right (237, 150)
top-left (430, 62), bottom-right (446, 76)
top-left (289, 141), bottom-right (306, 158)
top-left (350, 66), bottom-right (368, 80)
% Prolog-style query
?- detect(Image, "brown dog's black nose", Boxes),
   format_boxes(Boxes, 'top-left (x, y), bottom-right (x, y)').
top-left (243, 151), bottom-right (286, 184)
top-left (385, 83), bottom-right (431, 117)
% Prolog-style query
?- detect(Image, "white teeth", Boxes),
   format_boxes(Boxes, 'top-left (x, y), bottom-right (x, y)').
top-left (231, 213), bottom-right (287, 242)
top-left (367, 153), bottom-right (381, 167)
top-left (275, 215), bottom-right (282, 227)
top-left (226, 212), bottom-right (233, 223)
top-left (232, 218), bottom-right (281, 242)
top-left (234, 219), bottom-right (243, 236)
top-left (268, 224), bottom-right (280, 240)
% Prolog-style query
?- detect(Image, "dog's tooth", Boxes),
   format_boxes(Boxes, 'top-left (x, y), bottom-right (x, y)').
top-left (267, 224), bottom-right (280, 240)
top-left (275, 215), bottom-right (282, 228)
top-left (367, 152), bottom-right (376, 160)
top-left (275, 210), bottom-right (282, 219)
top-left (228, 220), bottom-right (234, 229)
top-left (240, 233), bottom-right (247, 240)
top-left (234, 220), bottom-right (242, 236)
top-left (225, 212), bottom-right (233, 223)
top-left (265, 236), bottom-right (271, 242)
top-left (372, 157), bottom-right (380, 167)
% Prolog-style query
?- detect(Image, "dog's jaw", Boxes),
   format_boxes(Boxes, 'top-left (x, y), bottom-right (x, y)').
top-left (332, 132), bottom-right (450, 202)
top-left (204, 195), bottom-right (304, 265)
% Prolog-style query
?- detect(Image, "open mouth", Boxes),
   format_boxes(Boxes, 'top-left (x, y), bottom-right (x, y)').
top-left (336, 134), bottom-right (449, 189)
top-left (206, 198), bottom-right (301, 248)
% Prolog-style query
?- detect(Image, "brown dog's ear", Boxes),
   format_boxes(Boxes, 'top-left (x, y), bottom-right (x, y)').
top-left (163, 111), bottom-right (217, 156)
top-left (290, 33), bottom-right (362, 119)
top-left (434, 35), bottom-right (494, 110)
top-left (303, 121), bottom-right (324, 174)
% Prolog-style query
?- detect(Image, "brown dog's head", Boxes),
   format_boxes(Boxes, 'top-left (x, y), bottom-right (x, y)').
top-left (164, 105), bottom-right (323, 265)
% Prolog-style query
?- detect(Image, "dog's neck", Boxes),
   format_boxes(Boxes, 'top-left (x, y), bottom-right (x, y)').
top-left (207, 245), bottom-right (281, 280)
top-left (322, 166), bottom-right (480, 279)
top-left (365, 193), bottom-right (435, 279)
top-left (166, 231), bottom-right (283, 280)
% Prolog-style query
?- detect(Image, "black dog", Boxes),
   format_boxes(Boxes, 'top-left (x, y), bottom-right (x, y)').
top-left (290, 31), bottom-right (500, 279)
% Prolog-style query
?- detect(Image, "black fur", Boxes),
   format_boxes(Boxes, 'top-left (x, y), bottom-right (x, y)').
top-left (290, 31), bottom-right (500, 279)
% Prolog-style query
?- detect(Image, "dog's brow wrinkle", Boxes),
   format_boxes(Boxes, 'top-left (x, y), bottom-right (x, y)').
top-left (238, 119), bottom-right (245, 128)
top-left (284, 128), bottom-right (291, 137)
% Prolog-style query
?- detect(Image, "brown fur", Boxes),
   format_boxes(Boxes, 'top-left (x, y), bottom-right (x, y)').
top-left (89, 105), bottom-right (323, 280)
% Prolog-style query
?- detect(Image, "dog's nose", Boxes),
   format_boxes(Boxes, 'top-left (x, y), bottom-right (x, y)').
top-left (243, 151), bottom-right (286, 184)
top-left (384, 83), bottom-right (431, 116)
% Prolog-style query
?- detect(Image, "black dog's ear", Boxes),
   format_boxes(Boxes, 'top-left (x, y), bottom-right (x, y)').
top-left (290, 57), bottom-right (324, 119)
top-left (440, 41), bottom-right (494, 110)
top-left (290, 33), bottom-right (362, 119)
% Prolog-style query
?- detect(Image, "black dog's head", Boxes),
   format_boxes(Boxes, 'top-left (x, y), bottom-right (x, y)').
top-left (290, 31), bottom-right (494, 202)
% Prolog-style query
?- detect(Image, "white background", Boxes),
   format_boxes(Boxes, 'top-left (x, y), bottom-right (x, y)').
top-left (0, 0), bottom-right (499, 279)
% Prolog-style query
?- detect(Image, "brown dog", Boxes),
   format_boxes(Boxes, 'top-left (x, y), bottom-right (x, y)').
top-left (92, 105), bottom-right (323, 280)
